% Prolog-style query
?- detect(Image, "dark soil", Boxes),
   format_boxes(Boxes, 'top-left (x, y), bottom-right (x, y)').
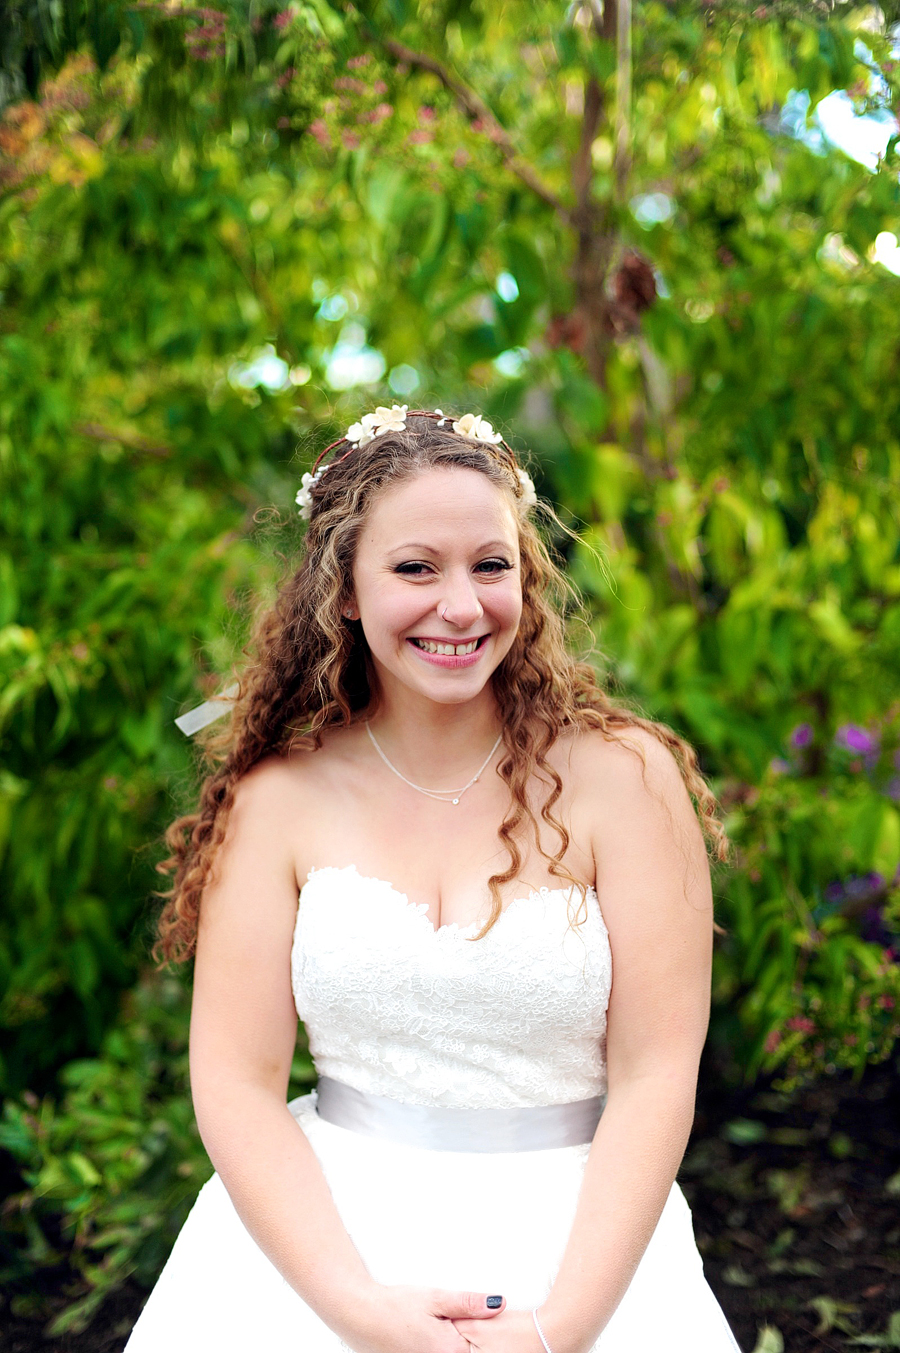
top-left (2, 1058), bottom-right (899, 1353)
top-left (683, 1055), bottom-right (900, 1352)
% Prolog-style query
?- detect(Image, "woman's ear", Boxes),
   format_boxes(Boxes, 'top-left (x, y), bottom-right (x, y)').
top-left (342, 601), bottom-right (359, 621)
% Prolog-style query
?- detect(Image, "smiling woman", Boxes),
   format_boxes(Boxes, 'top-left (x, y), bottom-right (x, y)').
top-left (128, 410), bottom-right (741, 1353)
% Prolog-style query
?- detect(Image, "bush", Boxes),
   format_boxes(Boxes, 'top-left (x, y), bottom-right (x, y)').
top-left (0, 971), bottom-right (315, 1334)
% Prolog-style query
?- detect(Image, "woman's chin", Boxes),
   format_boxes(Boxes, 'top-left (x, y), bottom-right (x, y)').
top-left (370, 656), bottom-right (497, 706)
top-left (405, 672), bottom-right (494, 706)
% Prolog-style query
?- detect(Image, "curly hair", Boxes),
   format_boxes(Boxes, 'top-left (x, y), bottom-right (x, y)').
top-left (155, 413), bottom-right (727, 962)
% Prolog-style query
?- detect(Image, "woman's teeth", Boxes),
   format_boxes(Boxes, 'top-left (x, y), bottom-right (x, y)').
top-left (411, 638), bottom-right (481, 656)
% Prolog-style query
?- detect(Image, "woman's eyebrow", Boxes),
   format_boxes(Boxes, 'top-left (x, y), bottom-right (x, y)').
top-left (387, 539), bottom-right (513, 555)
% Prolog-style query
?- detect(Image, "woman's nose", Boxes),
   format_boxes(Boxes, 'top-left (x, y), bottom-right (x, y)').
top-left (439, 573), bottom-right (484, 629)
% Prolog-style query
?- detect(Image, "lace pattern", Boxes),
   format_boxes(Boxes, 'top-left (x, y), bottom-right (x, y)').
top-left (291, 865), bottom-right (612, 1109)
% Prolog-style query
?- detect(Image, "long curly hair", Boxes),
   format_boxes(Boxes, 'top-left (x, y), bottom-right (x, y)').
top-left (156, 412), bottom-right (727, 962)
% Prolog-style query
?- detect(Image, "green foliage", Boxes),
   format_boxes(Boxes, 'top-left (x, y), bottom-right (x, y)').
top-left (0, 970), bottom-right (316, 1332)
top-left (0, 47), bottom-right (313, 1097)
top-left (0, 972), bottom-right (207, 1333)
top-left (851, 1311), bottom-right (900, 1347)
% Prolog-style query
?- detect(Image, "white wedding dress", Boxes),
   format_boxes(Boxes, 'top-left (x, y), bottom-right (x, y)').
top-left (126, 865), bottom-right (741, 1352)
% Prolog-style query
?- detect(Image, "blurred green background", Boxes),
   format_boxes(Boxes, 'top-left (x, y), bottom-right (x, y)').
top-left (1, 0), bottom-right (899, 1343)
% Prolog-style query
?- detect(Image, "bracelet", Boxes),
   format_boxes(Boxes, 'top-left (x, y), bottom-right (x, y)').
top-left (532, 1308), bottom-right (554, 1353)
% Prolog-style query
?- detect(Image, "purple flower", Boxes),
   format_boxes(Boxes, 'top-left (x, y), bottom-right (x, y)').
top-left (790, 723), bottom-right (813, 749)
top-left (770, 757), bottom-right (792, 776)
top-left (835, 724), bottom-right (878, 755)
top-left (825, 873), bottom-right (885, 910)
top-left (860, 906), bottom-right (891, 945)
top-left (846, 873), bottom-right (884, 901)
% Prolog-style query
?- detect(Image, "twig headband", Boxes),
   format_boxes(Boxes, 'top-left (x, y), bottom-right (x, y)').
top-left (295, 405), bottom-right (538, 519)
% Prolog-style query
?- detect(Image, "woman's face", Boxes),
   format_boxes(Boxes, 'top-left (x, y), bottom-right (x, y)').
top-left (350, 467), bottom-right (523, 709)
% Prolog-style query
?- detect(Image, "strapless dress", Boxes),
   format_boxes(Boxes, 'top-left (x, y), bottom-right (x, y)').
top-left (125, 864), bottom-right (741, 1351)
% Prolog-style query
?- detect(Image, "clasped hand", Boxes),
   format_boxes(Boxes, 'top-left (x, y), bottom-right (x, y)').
top-left (343, 1285), bottom-right (547, 1353)
top-left (452, 1306), bottom-right (547, 1352)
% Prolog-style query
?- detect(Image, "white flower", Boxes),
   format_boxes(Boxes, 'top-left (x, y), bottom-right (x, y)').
top-left (345, 412), bottom-right (378, 447)
top-left (295, 469), bottom-right (323, 520)
top-left (516, 467), bottom-right (538, 508)
top-left (371, 404), bottom-right (408, 435)
top-left (345, 405), bottom-right (408, 445)
top-left (452, 412), bottom-right (503, 444)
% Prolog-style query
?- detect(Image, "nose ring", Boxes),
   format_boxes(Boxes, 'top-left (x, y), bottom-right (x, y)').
top-left (440, 605), bottom-right (449, 622)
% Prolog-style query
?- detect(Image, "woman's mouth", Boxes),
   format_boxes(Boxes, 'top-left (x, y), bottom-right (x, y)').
top-left (407, 635), bottom-right (489, 667)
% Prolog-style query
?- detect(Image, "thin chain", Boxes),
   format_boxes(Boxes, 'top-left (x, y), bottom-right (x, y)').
top-left (365, 723), bottom-right (503, 805)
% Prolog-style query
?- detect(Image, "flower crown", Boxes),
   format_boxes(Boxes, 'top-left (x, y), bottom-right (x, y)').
top-left (295, 406), bottom-right (538, 520)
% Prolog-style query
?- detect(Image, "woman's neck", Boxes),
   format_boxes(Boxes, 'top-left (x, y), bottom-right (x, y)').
top-left (365, 690), bottom-right (503, 784)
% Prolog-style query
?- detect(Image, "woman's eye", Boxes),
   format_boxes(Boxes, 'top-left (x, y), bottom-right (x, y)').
top-left (394, 558), bottom-right (512, 577)
top-left (394, 562), bottom-right (433, 576)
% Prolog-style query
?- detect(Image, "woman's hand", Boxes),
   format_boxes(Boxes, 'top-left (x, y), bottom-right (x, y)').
top-left (452, 1307), bottom-right (594, 1353)
top-left (340, 1285), bottom-right (507, 1353)
top-left (451, 1308), bottom-right (546, 1353)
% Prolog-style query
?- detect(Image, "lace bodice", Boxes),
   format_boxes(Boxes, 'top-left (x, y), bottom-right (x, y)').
top-left (291, 865), bottom-right (612, 1110)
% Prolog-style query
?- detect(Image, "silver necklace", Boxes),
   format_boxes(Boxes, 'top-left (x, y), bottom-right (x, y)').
top-left (365, 722), bottom-right (503, 805)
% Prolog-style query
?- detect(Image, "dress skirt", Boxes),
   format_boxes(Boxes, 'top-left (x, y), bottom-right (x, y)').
top-left (125, 1092), bottom-right (741, 1352)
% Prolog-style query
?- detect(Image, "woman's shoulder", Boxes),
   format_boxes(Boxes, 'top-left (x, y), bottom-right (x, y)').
top-left (231, 726), bottom-right (364, 810)
top-left (221, 755), bottom-right (304, 849)
top-left (564, 720), bottom-right (695, 827)
top-left (231, 751), bottom-right (298, 802)
top-left (564, 722), bottom-right (711, 918)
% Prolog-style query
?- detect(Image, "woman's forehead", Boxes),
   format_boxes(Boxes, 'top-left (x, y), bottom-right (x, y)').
top-left (362, 467), bottom-right (519, 545)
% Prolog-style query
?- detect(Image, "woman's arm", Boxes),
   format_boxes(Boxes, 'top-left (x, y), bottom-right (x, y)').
top-left (537, 730), bottom-right (714, 1352)
top-left (454, 729), bottom-right (714, 1353)
top-left (189, 759), bottom-right (503, 1353)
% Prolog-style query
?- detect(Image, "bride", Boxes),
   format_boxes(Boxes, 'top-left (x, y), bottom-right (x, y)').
top-left (126, 408), bottom-right (741, 1353)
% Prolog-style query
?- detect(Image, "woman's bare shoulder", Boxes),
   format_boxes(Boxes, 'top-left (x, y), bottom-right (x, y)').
top-left (229, 726), bottom-right (364, 820)
top-left (564, 723), bottom-right (712, 935)
top-left (231, 751), bottom-right (301, 806)
top-left (563, 721), bottom-right (698, 843)
top-left (565, 721), bottom-right (685, 792)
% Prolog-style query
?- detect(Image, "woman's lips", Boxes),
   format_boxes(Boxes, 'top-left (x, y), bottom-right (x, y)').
top-left (406, 635), bottom-right (489, 668)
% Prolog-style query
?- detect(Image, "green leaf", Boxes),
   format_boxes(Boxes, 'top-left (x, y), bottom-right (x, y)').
top-left (751, 1327), bottom-right (784, 1353)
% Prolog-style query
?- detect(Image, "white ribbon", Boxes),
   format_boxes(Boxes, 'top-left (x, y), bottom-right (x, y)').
top-left (314, 1076), bottom-right (604, 1153)
top-left (174, 682), bottom-right (239, 737)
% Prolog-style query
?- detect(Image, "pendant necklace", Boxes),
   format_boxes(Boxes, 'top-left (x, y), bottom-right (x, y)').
top-left (365, 722), bottom-right (503, 805)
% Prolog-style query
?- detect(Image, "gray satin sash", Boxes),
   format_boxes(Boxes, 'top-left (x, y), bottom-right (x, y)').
top-left (315, 1076), bottom-right (604, 1153)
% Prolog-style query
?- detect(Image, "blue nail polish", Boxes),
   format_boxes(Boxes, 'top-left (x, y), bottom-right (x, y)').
top-left (486, 1295), bottom-right (502, 1309)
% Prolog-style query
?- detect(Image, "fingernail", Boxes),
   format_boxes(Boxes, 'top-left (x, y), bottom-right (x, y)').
top-left (486, 1295), bottom-right (503, 1309)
